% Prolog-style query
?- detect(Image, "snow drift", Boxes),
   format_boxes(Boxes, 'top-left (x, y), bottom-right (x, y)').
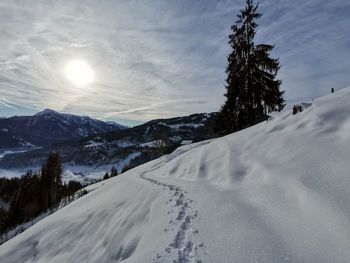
top-left (1, 88), bottom-right (350, 262)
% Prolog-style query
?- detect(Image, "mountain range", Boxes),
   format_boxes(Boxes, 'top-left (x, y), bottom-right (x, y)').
top-left (0, 110), bottom-right (217, 178)
top-left (0, 109), bottom-right (126, 149)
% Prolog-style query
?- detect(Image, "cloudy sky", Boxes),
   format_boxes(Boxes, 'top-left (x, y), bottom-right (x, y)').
top-left (0, 0), bottom-right (349, 125)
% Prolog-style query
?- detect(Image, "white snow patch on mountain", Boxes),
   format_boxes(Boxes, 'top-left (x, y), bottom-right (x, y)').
top-left (180, 140), bottom-right (192, 145)
top-left (84, 140), bottom-right (105, 148)
top-left (114, 139), bottom-right (136, 148)
top-left (138, 140), bottom-right (164, 148)
top-left (159, 122), bottom-right (205, 130)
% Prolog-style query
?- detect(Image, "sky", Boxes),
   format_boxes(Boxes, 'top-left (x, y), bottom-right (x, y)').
top-left (0, 0), bottom-right (349, 126)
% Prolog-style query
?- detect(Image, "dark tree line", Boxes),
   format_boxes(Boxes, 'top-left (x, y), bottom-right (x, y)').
top-left (215, 0), bottom-right (285, 135)
top-left (0, 153), bottom-right (84, 237)
top-left (103, 166), bottom-right (119, 180)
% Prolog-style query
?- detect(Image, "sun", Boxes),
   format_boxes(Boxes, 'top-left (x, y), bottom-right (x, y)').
top-left (64, 60), bottom-right (95, 86)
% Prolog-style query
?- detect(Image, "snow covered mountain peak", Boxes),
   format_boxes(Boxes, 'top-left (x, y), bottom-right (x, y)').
top-left (0, 109), bottom-right (126, 148)
top-left (34, 108), bottom-right (98, 123)
top-left (34, 108), bottom-right (58, 116)
top-left (1, 89), bottom-right (350, 262)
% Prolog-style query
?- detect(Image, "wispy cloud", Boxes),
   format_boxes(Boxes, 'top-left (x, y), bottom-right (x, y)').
top-left (0, 0), bottom-right (349, 125)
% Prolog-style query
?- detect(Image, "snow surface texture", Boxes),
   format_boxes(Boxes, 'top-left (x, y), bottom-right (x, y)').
top-left (1, 89), bottom-right (350, 262)
top-left (1, 189), bottom-right (89, 245)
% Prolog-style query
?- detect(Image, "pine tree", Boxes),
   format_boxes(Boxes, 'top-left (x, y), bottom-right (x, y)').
top-left (215, 0), bottom-right (285, 135)
top-left (40, 152), bottom-right (63, 210)
top-left (103, 172), bottom-right (110, 180)
top-left (110, 166), bottom-right (118, 177)
top-left (40, 164), bottom-right (49, 210)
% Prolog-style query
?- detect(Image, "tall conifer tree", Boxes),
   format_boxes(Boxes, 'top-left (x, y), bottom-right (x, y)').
top-left (215, 0), bottom-right (285, 135)
top-left (40, 152), bottom-right (62, 210)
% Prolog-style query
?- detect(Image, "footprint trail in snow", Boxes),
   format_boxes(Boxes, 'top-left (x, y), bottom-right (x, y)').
top-left (141, 170), bottom-right (204, 263)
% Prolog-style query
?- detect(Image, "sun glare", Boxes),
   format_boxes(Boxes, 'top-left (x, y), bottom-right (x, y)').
top-left (64, 60), bottom-right (95, 86)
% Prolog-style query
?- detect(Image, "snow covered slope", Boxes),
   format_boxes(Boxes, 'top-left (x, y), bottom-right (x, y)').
top-left (1, 88), bottom-right (350, 262)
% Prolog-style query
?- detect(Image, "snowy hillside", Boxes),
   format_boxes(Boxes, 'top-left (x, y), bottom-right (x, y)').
top-left (1, 89), bottom-right (350, 262)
